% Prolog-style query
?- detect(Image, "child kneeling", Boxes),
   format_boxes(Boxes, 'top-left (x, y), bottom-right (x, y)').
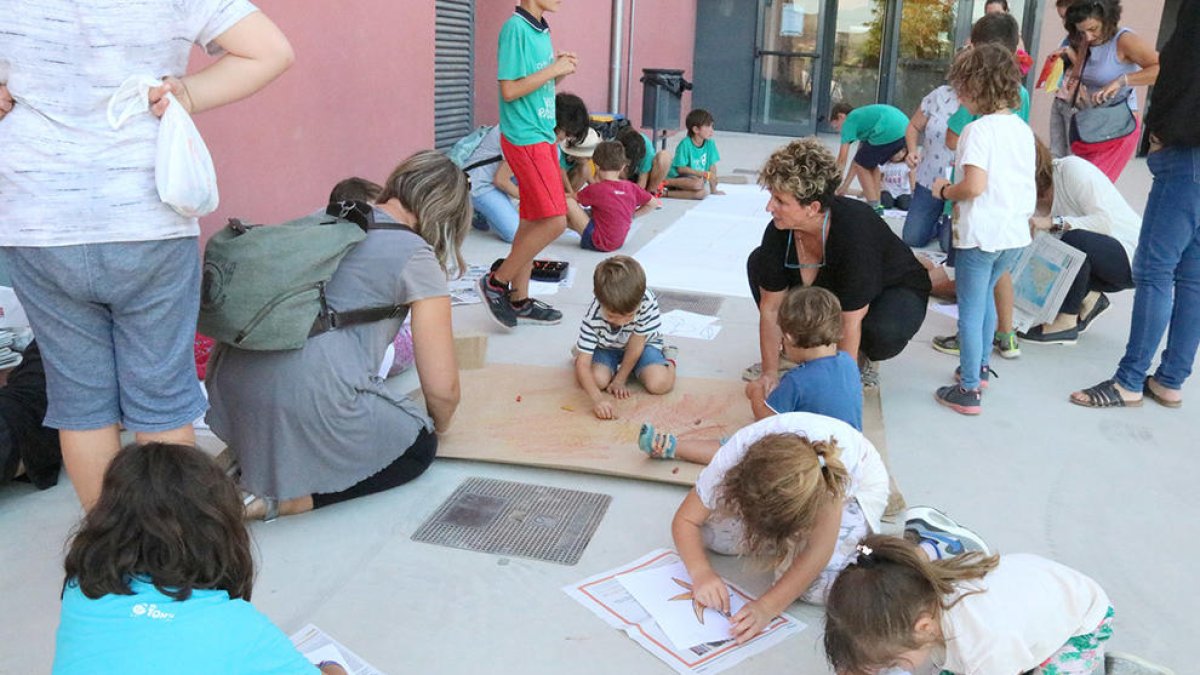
top-left (823, 534), bottom-right (1166, 675)
top-left (672, 413), bottom-right (890, 643)
top-left (575, 256), bottom-right (674, 419)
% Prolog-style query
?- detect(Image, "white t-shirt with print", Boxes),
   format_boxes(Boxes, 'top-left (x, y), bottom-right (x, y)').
top-left (694, 412), bottom-right (890, 533)
top-left (954, 113), bottom-right (1036, 252)
top-left (881, 162), bottom-right (912, 197)
top-left (935, 553), bottom-right (1111, 675)
top-left (916, 85), bottom-right (960, 189)
top-left (0, 0), bottom-right (259, 247)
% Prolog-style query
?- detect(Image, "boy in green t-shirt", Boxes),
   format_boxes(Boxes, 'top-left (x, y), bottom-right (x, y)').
top-left (479, 0), bottom-right (578, 329)
top-left (830, 102), bottom-right (910, 216)
top-left (664, 109), bottom-right (724, 200)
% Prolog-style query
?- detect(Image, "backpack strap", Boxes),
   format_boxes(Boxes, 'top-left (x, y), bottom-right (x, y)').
top-left (462, 155), bottom-right (503, 174)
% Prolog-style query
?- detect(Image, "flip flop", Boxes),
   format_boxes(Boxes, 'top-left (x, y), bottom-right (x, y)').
top-left (638, 423), bottom-right (676, 459)
top-left (1070, 379), bottom-right (1142, 408)
top-left (1144, 376), bottom-right (1182, 408)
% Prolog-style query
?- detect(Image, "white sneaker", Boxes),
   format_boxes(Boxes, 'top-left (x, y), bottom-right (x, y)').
top-left (904, 505), bottom-right (991, 559)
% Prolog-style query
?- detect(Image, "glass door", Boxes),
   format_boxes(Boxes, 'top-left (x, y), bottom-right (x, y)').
top-left (750, 0), bottom-right (825, 136)
top-left (893, 0), bottom-right (961, 116)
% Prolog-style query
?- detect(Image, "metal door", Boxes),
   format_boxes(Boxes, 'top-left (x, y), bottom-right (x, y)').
top-left (750, 0), bottom-right (826, 136)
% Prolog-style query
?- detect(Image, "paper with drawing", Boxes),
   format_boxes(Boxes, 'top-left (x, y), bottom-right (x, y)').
top-left (617, 560), bottom-right (748, 651)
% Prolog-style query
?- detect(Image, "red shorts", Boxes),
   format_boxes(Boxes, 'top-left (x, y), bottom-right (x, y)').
top-left (500, 135), bottom-right (567, 221)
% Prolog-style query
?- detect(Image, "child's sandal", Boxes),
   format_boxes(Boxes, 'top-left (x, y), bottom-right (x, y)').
top-left (638, 423), bottom-right (677, 460)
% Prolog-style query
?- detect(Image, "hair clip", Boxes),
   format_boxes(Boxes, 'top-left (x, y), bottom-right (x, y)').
top-left (856, 544), bottom-right (873, 557)
top-left (817, 455), bottom-right (827, 469)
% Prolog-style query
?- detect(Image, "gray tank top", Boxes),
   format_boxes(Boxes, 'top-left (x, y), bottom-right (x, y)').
top-left (1080, 27), bottom-right (1141, 111)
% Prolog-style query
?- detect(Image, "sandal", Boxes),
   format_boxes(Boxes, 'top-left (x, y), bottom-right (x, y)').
top-left (1070, 379), bottom-right (1143, 408)
top-left (638, 423), bottom-right (677, 459)
top-left (1144, 376), bottom-right (1182, 408)
top-left (242, 491), bottom-right (279, 522)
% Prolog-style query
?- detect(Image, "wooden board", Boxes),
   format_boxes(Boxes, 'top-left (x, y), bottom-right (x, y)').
top-left (436, 365), bottom-right (894, 491)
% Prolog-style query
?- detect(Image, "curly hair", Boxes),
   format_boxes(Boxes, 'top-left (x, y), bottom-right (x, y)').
top-left (824, 534), bottom-right (1000, 675)
top-left (758, 138), bottom-right (842, 209)
top-left (718, 433), bottom-right (849, 568)
top-left (949, 42), bottom-right (1022, 115)
top-left (63, 443), bottom-right (254, 602)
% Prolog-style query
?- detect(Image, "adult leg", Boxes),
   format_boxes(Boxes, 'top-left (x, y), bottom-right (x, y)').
top-left (1154, 229), bottom-right (1200, 392)
top-left (859, 287), bottom-right (929, 362)
top-left (312, 429), bottom-right (438, 509)
top-left (902, 184), bottom-right (946, 247)
top-left (1112, 147), bottom-right (1198, 395)
top-left (472, 186), bottom-right (519, 243)
top-left (746, 247), bottom-right (766, 306)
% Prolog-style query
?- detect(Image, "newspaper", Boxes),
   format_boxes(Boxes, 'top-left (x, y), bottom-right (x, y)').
top-left (1010, 232), bottom-right (1087, 332)
top-left (448, 264), bottom-right (576, 306)
top-left (563, 549), bottom-right (805, 675)
top-left (289, 623), bottom-right (385, 675)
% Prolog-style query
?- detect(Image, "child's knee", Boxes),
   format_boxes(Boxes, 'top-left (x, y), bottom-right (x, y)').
top-left (640, 365), bottom-right (676, 394)
top-left (591, 364), bottom-right (614, 388)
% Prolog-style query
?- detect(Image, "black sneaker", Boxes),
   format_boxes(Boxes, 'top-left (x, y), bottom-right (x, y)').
top-left (478, 273), bottom-right (517, 328)
top-left (513, 297), bottom-right (562, 325)
top-left (954, 365), bottom-right (996, 390)
top-left (935, 384), bottom-right (982, 415)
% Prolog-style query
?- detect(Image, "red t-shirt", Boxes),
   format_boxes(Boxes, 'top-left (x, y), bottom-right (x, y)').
top-left (576, 179), bottom-right (653, 251)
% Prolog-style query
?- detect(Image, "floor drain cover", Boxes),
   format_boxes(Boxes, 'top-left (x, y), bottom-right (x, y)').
top-left (652, 289), bottom-right (725, 317)
top-left (411, 477), bottom-right (611, 565)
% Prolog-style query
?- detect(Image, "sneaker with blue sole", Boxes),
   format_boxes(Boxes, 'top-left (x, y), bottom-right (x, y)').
top-left (904, 505), bottom-right (991, 560)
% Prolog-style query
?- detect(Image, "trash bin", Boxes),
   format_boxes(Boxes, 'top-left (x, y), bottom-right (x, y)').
top-left (640, 68), bottom-right (692, 133)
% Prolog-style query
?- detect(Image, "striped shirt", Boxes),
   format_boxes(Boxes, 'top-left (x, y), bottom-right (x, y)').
top-left (576, 290), bottom-right (663, 354)
top-left (0, 0), bottom-right (257, 247)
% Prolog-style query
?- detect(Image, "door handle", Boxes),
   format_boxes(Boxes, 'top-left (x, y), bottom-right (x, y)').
top-left (756, 49), bottom-right (821, 58)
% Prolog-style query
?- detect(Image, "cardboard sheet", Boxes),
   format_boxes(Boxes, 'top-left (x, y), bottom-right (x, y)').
top-left (433, 365), bottom-right (891, 489)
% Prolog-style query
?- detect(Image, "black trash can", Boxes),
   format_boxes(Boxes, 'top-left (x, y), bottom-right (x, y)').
top-left (640, 68), bottom-right (693, 134)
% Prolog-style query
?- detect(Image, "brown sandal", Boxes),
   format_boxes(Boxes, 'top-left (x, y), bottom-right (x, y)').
top-left (1144, 376), bottom-right (1183, 408)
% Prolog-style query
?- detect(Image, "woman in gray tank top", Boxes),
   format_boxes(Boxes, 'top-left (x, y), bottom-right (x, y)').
top-left (1064, 0), bottom-right (1160, 181)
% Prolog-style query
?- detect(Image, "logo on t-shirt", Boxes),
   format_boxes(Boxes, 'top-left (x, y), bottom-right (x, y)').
top-left (131, 603), bottom-right (176, 621)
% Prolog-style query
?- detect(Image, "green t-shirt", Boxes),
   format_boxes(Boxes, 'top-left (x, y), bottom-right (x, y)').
top-left (669, 137), bottom-right (720, 177)
top-left (497, 12), bottom-right (556, 146)
top-left (942, 86), bottom-right (1032, 216)
top-left (946, 85), bottom-right (1031, 135)
top-left (840, 104), bottom-right (909, 146)
top-left (638, 132), bottom-right (656, 175)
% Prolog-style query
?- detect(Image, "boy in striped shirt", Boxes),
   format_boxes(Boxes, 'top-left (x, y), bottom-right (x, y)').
top-left (574, 256), bottom-right (675, 419)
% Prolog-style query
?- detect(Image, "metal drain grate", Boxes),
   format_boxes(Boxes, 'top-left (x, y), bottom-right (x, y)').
top-left (411, 477), bottom-right (611, 565)
top-left (652, 289), bottom-right (725, 317)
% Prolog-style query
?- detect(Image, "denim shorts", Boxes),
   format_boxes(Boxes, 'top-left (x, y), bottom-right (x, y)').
top-left (580, 220), bottom-right (599, 250)
top-left (0, 238), bottom-right (207, 432)
top-left (590, 344), bottom-right (669, 375)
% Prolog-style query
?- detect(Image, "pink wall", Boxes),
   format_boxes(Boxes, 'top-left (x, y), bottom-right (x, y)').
top-left (1028, 0), bottom-right (1163, 142)
top-left (192, 1), bottom-right (436, 238)
top-left (474, 1), bottom-right (696, 132)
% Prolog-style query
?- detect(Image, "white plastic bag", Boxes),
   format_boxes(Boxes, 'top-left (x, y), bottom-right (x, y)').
top-left (107, 75), bottom-right (219, 218)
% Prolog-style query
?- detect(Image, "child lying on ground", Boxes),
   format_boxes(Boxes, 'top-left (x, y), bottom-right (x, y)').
top-left (574, 256), bottom-right (675, 419)
top-left (568, 141), bottom-right (659, 252)
top-left (53, 442), bottom-right (345, 674)
top-left (824, 534), bottom-right (1168, 675)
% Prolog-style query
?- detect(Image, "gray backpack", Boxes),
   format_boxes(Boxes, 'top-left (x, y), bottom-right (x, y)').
top-left (198, 201), bottom-right (410, 351)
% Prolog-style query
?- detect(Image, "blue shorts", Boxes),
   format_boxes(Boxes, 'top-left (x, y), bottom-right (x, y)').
top-left (589, 344), bottom-right (670, 376)
top-left (580, 220), bottom-right (599, 251)
top-left (0, 238), bottom-right (207, 432)
top-left (854, 138), bottom-right (907, 170)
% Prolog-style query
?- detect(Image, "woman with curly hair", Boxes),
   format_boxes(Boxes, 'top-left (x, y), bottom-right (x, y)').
top-left (746, 137), bottom-right (931, 388)
top-left (931, 43), bottom-right (1036, 415)
top-left (670, 413), bottom-right (891, 644)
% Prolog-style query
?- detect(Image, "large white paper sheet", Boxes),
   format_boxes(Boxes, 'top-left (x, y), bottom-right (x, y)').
top-left (633, 185), bottom-right (770, 299)
top-left (564, 549), bottom-right (805, 675)
top-left (659, 310), bottom-right (722, 340)
top-left (617, 560), bottom-right (747, 651)
top-left (290, 624), bottom-right (385, 675)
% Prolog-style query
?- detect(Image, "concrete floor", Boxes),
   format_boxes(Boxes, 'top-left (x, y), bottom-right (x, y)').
top-left (0, 132), bottom-right (1192, 674)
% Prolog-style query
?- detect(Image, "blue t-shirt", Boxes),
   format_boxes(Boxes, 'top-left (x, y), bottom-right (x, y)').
top-left (765, 352), bottom-right (863, 430)
top-left (54, 579), bottom-right (317, 675)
